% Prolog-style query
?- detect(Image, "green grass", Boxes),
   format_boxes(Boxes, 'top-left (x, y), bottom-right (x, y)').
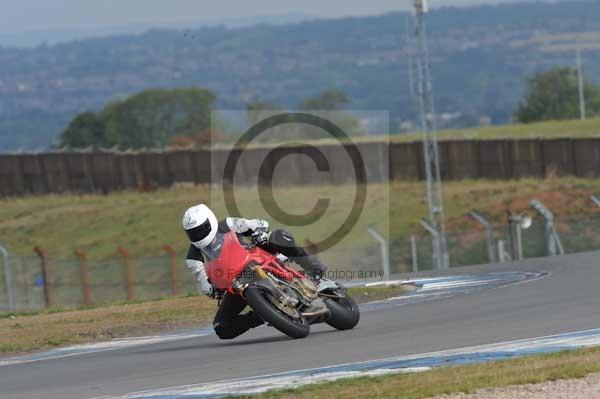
top-left (240, 347), bottom-right (600, 399)
top-left (394, 117), bottom-right (600, 142)
top-left (0, 285), bottom-right (405, 354)
top-left (241, 117), bottom-right (600, 148)
top-left (0, 295), bottom-right (218, 354)
top-left (2, 178), bottom-right (600, 261)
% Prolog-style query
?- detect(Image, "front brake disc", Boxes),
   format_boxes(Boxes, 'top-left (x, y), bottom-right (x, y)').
top-left (268, 294), bottom-right (301, 319)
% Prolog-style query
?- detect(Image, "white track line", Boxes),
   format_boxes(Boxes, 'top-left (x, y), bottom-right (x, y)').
top-left (95, 327), bottom-right (600, 399)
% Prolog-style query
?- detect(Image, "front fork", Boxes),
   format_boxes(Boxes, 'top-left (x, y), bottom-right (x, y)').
top-left (234, 265), bottom-right (282, 299)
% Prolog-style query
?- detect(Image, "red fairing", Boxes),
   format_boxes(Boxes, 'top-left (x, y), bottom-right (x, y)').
top-left (204, 231), bottom-right (304, 292)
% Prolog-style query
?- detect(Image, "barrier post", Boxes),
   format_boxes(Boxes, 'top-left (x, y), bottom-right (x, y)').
top-left (117, 247), bottom-right (134, 300)
top-left (367, 226), bottom-right (390, 281)
top-left (163, 245), bottom-right (179, 296)
top-left (0, 244), bottom-right (15, 312)
top-left (469, 211), bottom-right (497, 263)
top-left (420, 219), bottom-right (443, 269)
top-left (74, 250), bottom-right (92, 305)
top-left (530, 200), bottom-right (565, 256)
top-left (410, 235), bottom-right (418, 273)
top-left (33, 246), bottom-right (54, 308)
top-left (498, 240), bottom-right (508, 263)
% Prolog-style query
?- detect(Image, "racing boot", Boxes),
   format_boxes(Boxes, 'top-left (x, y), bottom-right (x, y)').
top-left (245, 311), bottom-right (265, 329)
top-left (293, 255), bottom-right (338, 293)
top-left (292, 255), bottom-right (327, 281)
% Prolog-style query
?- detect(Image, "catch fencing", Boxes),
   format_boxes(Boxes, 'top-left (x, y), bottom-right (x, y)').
top-left (2, 138), bottom-right (600, 197)
top-left (390, 213), bottom-right (600, 273)
top-left (0, 249), bottom-right (197, 313)
top-left (2, 211), bottom-right (600, 313)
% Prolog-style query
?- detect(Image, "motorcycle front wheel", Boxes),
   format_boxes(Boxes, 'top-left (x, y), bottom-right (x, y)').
top-left (244, 285), bottom-right (310, 339)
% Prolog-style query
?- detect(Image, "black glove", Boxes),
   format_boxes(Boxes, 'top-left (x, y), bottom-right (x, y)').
top-left (251, 228), bottom-right (270, 246)
top-left (206, 286), bottom-right (224, 300)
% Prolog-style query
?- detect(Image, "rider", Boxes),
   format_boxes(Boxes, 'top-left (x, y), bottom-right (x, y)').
top-left (182, 204), bottom-right (330, 340)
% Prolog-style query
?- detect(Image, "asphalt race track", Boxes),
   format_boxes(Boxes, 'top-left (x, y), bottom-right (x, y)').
top-left (2, 251), bottom-right (600, 399)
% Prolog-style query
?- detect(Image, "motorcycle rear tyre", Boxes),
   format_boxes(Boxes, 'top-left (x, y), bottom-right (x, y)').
top-left (324, 296), bottom-right (360, 330)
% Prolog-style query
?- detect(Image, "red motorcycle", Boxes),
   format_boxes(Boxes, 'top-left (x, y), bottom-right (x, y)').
top-left (204, 231), bottom-right (360, 339)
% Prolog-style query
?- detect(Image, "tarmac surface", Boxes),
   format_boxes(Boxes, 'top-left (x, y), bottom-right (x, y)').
top-left (2, 251), bottom-right (600, 399)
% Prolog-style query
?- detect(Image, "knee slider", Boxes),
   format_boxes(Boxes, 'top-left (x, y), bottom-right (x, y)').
top-left (213, 322), bottom-right (237, 340)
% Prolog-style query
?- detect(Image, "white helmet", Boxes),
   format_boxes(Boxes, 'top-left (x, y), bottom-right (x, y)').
top-left (182, 204), bottom-right (218, 249)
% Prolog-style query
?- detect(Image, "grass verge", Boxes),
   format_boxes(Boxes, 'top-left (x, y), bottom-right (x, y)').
top-left (244, 118), bottom-right (600, 148)
top-left (2, 178), bottom-right (600, 260)
top-left (0, 285), bottom-right (405, 355)
top-left (268, 118), bottom-right (600, 147)
top-left (240, 346), bottom-right (600, 399)
top-left (395, 117), bottom-right (600, 142)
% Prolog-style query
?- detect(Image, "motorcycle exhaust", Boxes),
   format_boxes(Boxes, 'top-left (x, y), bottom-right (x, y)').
top-left (301, 308), bottom-right (330, 318)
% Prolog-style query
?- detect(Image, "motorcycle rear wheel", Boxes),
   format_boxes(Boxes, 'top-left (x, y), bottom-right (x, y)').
top-left (324, 295), bottom-right (360, 330)
top-left (244, 285), bottom-right (310, 339)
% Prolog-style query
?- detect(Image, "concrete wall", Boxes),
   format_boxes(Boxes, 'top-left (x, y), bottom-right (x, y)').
top-left (1, 138), bottom-right (599, 196)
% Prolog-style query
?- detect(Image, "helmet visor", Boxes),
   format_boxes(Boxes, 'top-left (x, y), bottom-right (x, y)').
top-left (185, 219), bottom-right (213, 243)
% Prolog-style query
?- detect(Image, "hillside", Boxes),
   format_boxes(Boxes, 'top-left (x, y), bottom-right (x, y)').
top-left (2, 0), bottom-right (600, 150)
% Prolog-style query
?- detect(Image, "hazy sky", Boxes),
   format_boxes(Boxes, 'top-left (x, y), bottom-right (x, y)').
top-left (0, 0), bottom-right (551, 34)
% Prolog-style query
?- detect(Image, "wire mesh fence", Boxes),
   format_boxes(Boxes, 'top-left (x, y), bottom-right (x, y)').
top-left (389, 213), bottom-right (600, 273)
top-left (0, 252), bottom-right (198, 313)
top-left (1, 213), bottom-right (599, 313)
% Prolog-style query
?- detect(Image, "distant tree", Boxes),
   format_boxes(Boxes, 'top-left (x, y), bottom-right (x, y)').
top-left (102, 88), bottom-right (216, 148)
top-left (297, 89), bottom-right (360, 138)
top-left (59, 112), bottom-right (107, 149)
top-left (515, 67), bottom-right (600, 123)
top-left (59, 88), bottom-right (216, 149)
top-left (298, 89), bottom-right (349, 110)
top-left (244, 100), bottom-right (291, 142)
top-left (241, 92), bottom-right (361, 142)
top-left (245, 100), bottom-right (286, 127)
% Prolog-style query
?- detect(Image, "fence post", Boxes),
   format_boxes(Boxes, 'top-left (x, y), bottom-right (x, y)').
top-left (410, 235), bottom-right (418, 273)
top-left (74, 250), bottom-right (92, 306)
top-left (367, 226), bottom-right (390, 281)
top-left (0, 244), bottom-right (15, 312)
top-left (33, 246), bottom-right (54, 308)
top-left (507, 212), bottom-right (532, 261)
top-left (469, 211), bottom-right (497, 263)
top-left (117, 247), bottom-right (134, 301)
top-left (420, 219), bottom-right (444, 269)
top-left (497, 240), bottom-right (510, 263)
top-left (163, 245), bottom-right (179, 296)
top-left (530, 200), bottom-right (565, 256)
